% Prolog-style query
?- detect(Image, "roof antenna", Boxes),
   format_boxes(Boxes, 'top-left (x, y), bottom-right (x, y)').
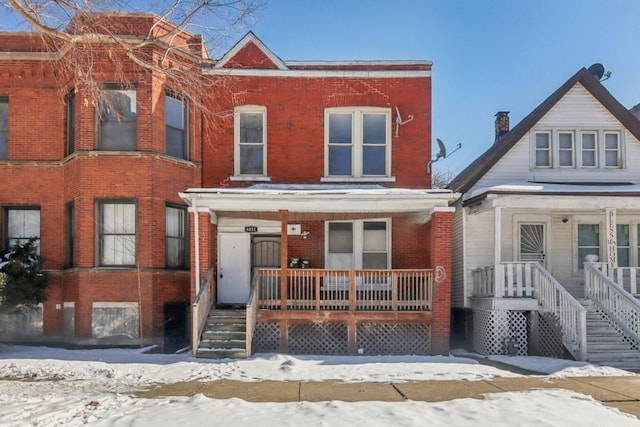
top-left (427, 138), bottom-right (461, 173)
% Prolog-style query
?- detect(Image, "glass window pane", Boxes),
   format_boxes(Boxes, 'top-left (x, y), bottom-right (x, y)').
top-left (240, 113), bottom-right (263, 143)
top-left (578, 224), bottom-right (599, 246)
top-left (559, 133), bottom-right (572, 148)
top-left (617, 224), bottom-right (630, 246)
top-left (536, 150), bottom-right (550, 167)
top-left (535, 133), bottom-right (549, 149)
top-left (102, 90), bottom-right (136, 120)
top-left (0, 101), bottom-right (7, 130)
top-left (605, 133), bottom-right (619, 149)
top-left (363, 253), bottom-right (387, 269)
top-left (100, 121), bottom-right (137, 150)
top-left (559, 150), bottom-right (573, 167)
top-left (328, 222), bottom-right (353, 253)
top-left (362, 146), bottom-right (386, 175)
top-left (363, 114), bottom-right (386, 145)
top-left (328, 146), bottom-right (352, 175)
top-left (605, 150), bottom-right (618, 167)
top-left (329, 114), bottom-right (352, 144)
top-left (165, 96), bottom-right (184, 129)
top-left (582, 151), bottom-right (595, 167)
top-left (239, 145), bottom-right (264, 175)
top-left (582, 133), bottom-right (595, 150)
top-left (166, 127), bottom-right (185, 158)
top-left (363, 221), bottom-right (387, 251)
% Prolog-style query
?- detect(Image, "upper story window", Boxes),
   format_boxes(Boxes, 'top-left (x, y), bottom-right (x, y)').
top-left (533, 129), bottom-right (623, 169)
top-left (166, 92), bottom-right (188, 159)
top-left (325, 107), bottom-right (391, 179)
top-left (4, 207), bottom-right (40, 253)
top-left (98, 86), bottom-right (137, 151)
top-left (0, 96), bottom-right (8, 160)
top-left (96, 200), bottom-right (136, 266)
top-left (234, 105), bottom-right (266, 177)
top-left (66, 89), bottom-right (75, 156)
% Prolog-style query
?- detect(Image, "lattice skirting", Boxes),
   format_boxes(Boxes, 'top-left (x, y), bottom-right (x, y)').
top-left (472, 309), bottom-right (528, 356)
top-left (529, 312), bottom-right (568, 359)
top-left (252, 321), bottom-right (431, 355)
top-left (595, 308), bottom-right (640, 351)
top-left (357, 323), bottom-right (430, 355)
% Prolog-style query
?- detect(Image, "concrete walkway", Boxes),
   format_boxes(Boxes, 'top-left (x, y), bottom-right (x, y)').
top-left (135, 376), bottom-right (640, 419)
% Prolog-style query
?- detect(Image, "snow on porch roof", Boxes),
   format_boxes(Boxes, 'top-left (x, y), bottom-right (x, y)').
top-left (464, 181), bottom-right (640, 203)
top-left (179, 184), bottom-right (458, 220)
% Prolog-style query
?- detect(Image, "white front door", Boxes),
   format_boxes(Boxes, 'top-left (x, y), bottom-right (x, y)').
top-left (519, 223), bottom-right (546, 265)
top-left (218, 233), bottom-right (251, 305)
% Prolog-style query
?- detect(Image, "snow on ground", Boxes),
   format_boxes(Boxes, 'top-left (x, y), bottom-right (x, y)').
top-left (0, 345), bottom-right (639, 426)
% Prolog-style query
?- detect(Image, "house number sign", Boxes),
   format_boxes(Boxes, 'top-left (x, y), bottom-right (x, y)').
top-left (245, 226), bottom-right (258, 233)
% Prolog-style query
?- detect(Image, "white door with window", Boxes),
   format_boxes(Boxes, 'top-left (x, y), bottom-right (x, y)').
top-left (218, 233), bottom-right (251, 305)
top-left (518, 223), bottom-right (546, 265)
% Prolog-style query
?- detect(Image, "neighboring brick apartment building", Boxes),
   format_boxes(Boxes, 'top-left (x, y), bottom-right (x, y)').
top-left (0, 13), bottom-right (457, 355)
top-left (0, 13), bottom-right (203, 347)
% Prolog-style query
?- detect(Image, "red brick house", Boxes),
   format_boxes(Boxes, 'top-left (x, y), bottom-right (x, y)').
top-left (0, 16), bottom-right (457, 356)
top-left (183, 33), bottom-right (457, 357)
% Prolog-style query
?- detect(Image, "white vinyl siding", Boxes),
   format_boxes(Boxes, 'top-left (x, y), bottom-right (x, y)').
top-left (473, 84), bottom-right (638, 193)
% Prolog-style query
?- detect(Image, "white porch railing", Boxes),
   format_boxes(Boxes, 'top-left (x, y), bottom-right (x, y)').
top-left (594, 263), bottom-right (640, 295)
top-left (245, 271), bottom-right (260, 357)
top-left (532, 263), bottom-right (587, 361)
top-left (471, 262), bottom-right (587, 361)
top-left (585, 262), bottom-right (640, 350)
top-left (191, 268), bottom-right (214, 353)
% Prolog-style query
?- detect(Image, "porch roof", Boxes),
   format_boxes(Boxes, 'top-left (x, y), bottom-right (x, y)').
top-left (179, 184), bottom-right (458, 222)
top-left (464, 181), bottom-right (640, 209)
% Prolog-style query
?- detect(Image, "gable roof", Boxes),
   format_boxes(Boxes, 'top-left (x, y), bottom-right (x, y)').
top-left (447, 68), bottom-right (640, 194)
top-left (214, 31), bottom-right (287, 70)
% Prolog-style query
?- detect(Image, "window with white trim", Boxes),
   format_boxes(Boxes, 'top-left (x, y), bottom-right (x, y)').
top-left (326, 219), bottom-right (390, 270)
top-left (325, 107), bottom-right (391, 178)
top-left (166, 204), bottom-right (188, 269)
top-left (577, 223), bottom-right (599, 270)
top-left (617, 224), bottom-right (630, 268)
top-left (97, 200), bottom-right (136, 266)
top-left (234, 105), bottom-right (266, 177)
top-left (533, 129), bottom-right (624, 169)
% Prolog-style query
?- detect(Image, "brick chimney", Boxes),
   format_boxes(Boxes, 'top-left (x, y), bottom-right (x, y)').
top-left (495, 111), bottom-right (510, 142)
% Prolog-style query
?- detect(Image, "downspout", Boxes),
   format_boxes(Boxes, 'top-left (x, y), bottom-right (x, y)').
top-left (194, 198), bottom-right (200, 295)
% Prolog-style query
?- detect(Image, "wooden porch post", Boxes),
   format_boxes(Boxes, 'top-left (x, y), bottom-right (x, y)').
top-left (280, 209), bottom-right (289, 310)
top-left (494, 206), bottom-right (503, 297)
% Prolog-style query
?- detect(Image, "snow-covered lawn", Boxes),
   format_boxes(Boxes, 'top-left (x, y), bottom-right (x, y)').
top-left (0, 345), bottom-right (639, 426)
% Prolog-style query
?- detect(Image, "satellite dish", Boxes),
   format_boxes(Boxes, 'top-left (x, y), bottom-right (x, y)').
top-left (435, 138), bottom-right (447, 160)
top-left (588, 63), bottom-right (605, 80)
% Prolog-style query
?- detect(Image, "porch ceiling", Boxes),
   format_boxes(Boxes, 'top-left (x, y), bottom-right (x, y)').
top-left (180, 186), bottom-right (459, 222)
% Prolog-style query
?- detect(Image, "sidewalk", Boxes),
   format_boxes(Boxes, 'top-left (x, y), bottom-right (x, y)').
top-left (135, 375), bottom-right (640, 419)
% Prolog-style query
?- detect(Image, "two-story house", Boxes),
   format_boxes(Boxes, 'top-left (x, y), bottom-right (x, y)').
top-left (182, 33), bottom-right (458, 357)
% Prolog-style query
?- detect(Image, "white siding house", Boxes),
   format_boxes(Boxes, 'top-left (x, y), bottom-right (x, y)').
top-left (448, 67), bottom-right (640, 369)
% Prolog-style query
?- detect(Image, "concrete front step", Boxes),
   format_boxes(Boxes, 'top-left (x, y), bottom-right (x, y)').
top-left (196, 308), bottom-right (248, 359)
top-left (196, 348), bottom-right (247, 359)
top-left (199, 338), bottom-right (246, 349)
top-left (202, 330), bottom-right (246, 341)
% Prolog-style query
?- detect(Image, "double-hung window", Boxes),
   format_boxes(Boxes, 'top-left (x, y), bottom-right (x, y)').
top-left (234, 105), bottom-right (266, 177)
top-left (581, 132), bottom-right (597, 167)
top-left (325, 107), bottom-right (391, 178)
top-left (166, 92), bottom-right (188, 159)
top-left (97, 200), bottom-right (136, 266)
top-left (166, 204), bottom-right (188, 269)
top-left (534, 132), bottom-right (551, 167)
top-left (98, 85), bottom-right (137, 151)
top-left (617, 224), bottom-right (630, 268)
top-left (326, 219), bottom-right (390, 270)
top-left (604, 132), bottom-right (620, 167)
top-left (0, 96), bottom-right (8, 160)
top-left (558, 132), bottom-right (574, 167)
top-left (4, 207), bottom-right (40, 252)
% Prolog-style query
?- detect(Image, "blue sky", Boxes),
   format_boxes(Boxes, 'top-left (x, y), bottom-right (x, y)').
top-left (2, 0), bottom-right (640, 173)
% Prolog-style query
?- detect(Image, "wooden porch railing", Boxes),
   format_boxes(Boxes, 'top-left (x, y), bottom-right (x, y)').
top-left (472, 262), bottom-right (587, 360)
top-left (585, 262), bottom-right (640, 350)
top-left (256, 268), bottom-right (432, 312)
top-left (191, 268), bottom-right (214, 352)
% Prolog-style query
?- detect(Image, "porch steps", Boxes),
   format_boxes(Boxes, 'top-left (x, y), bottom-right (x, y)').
top-left (577, 298), bottom-right (640, 371)
top-left (196, 308), bottom-right (247, 359)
